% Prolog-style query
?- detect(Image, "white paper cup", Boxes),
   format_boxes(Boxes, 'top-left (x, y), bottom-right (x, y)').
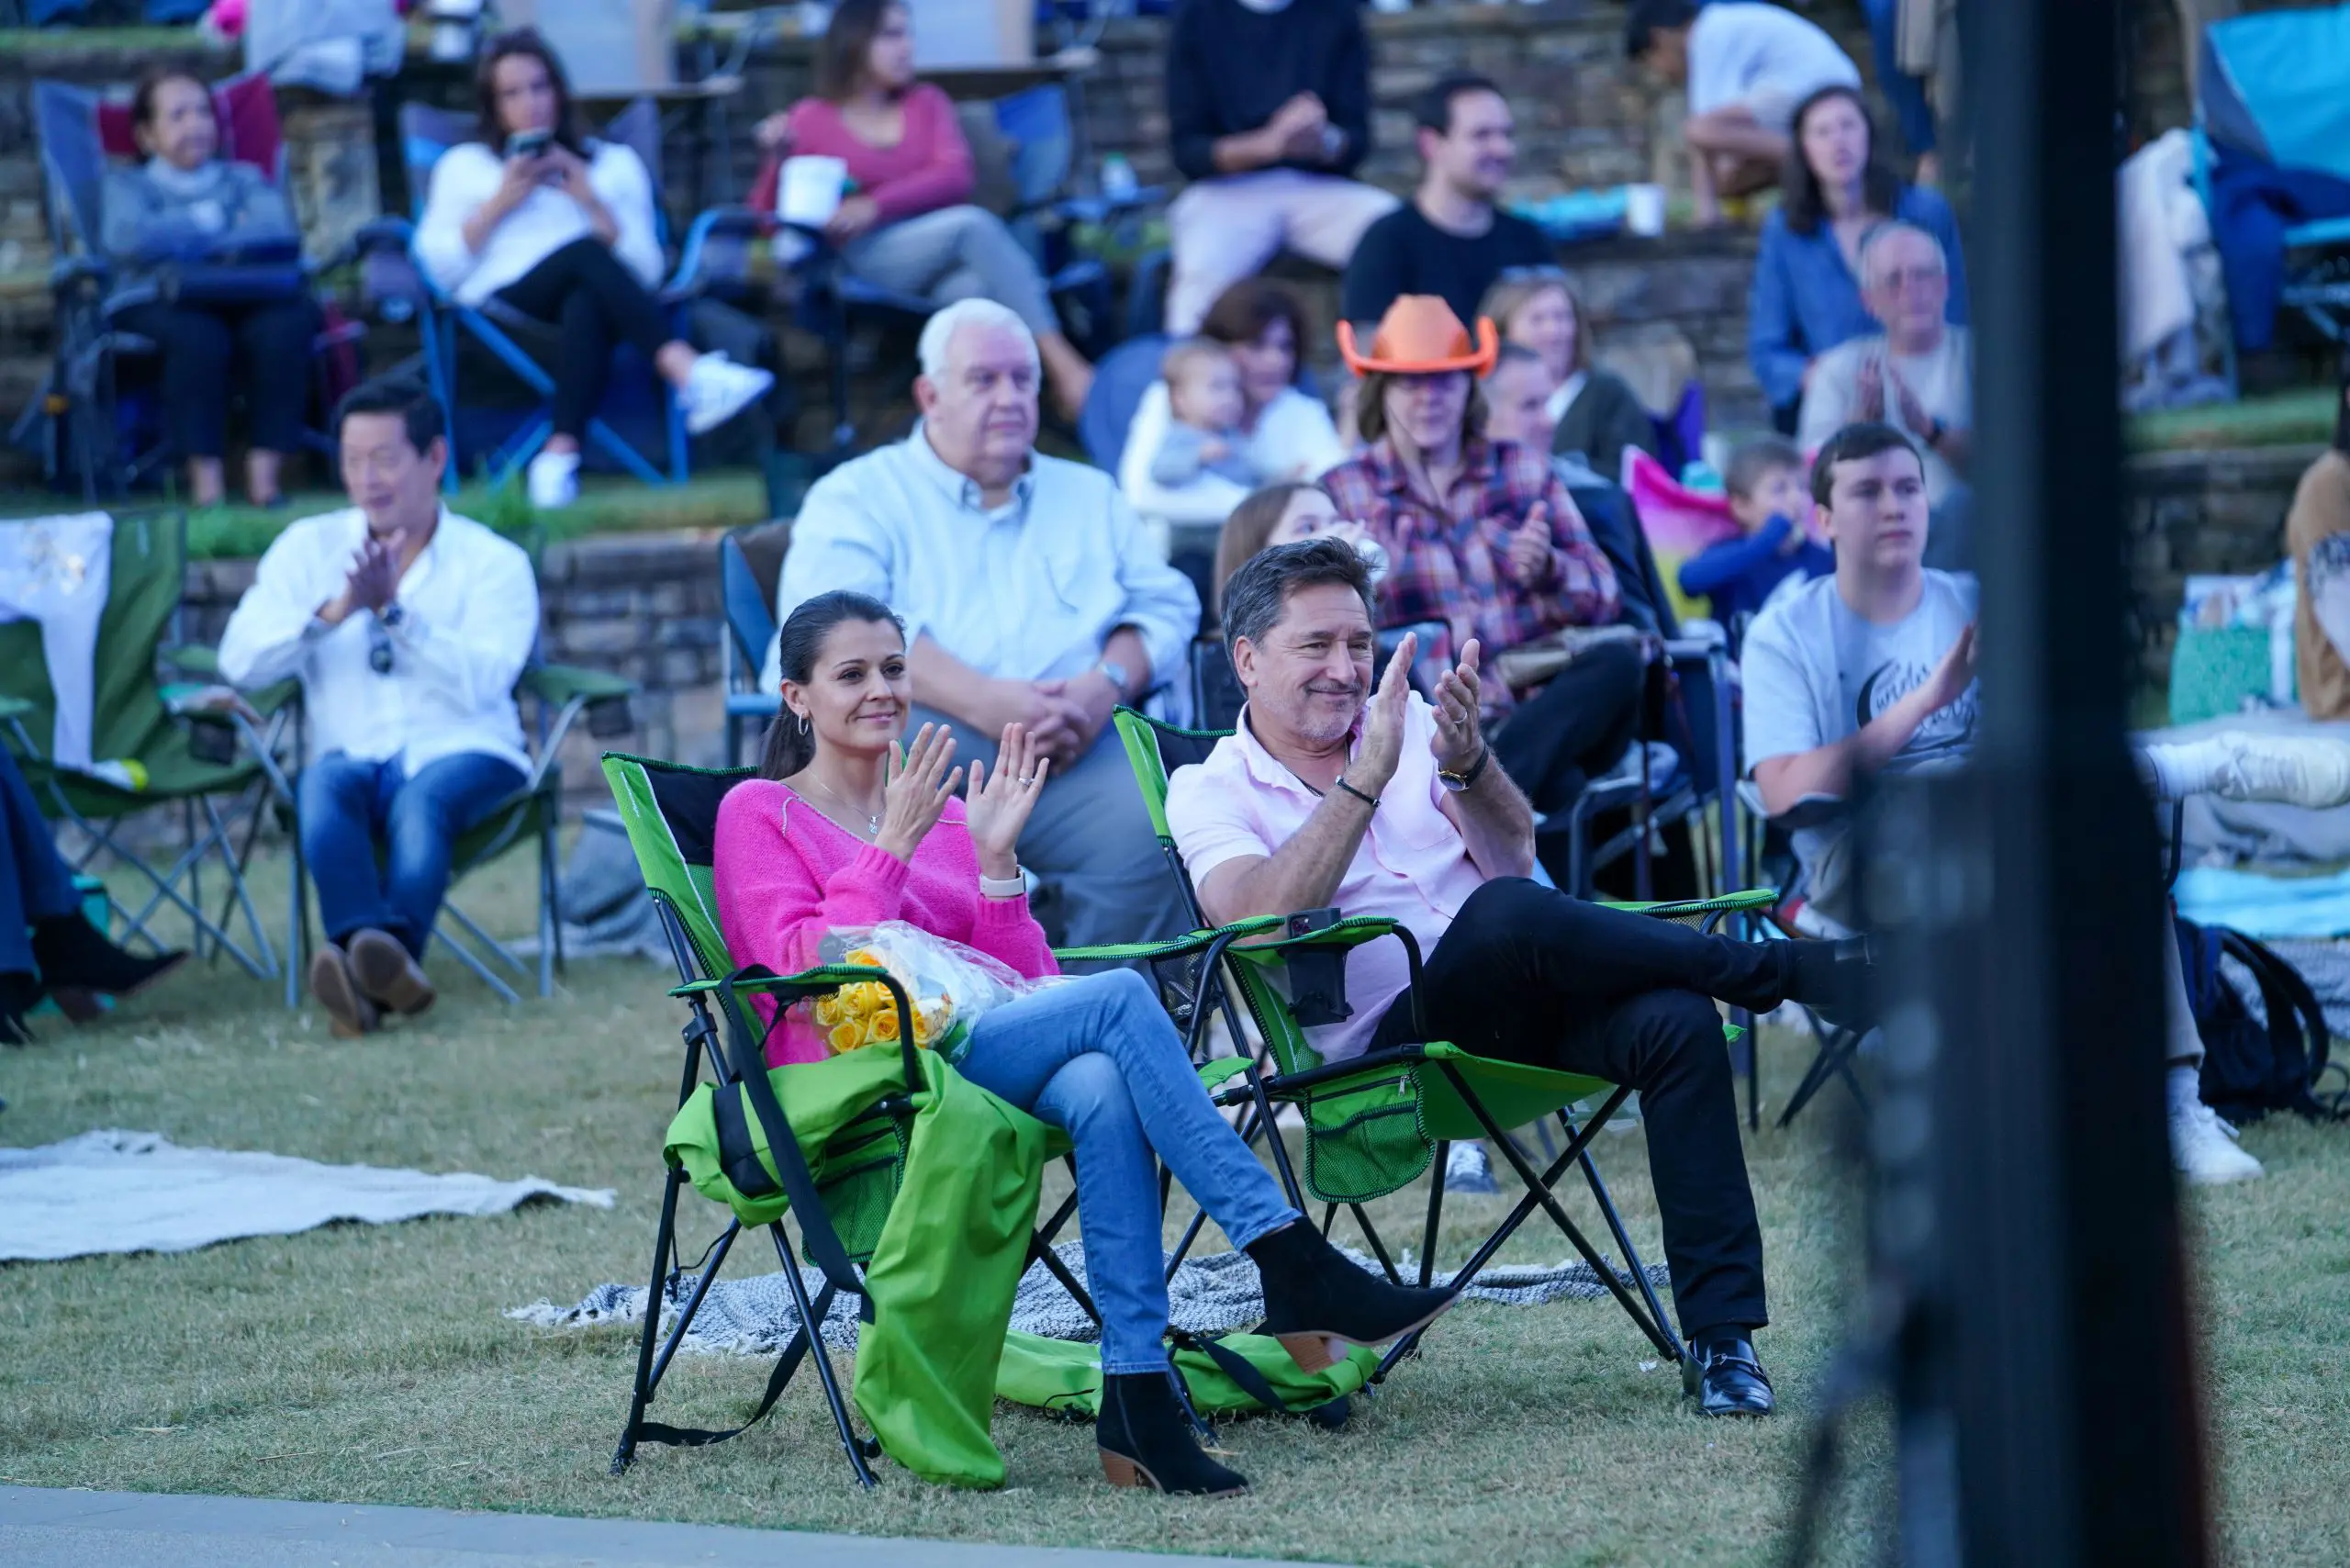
top-left (778, 155), bottom-right (847, 227)
top-left (1626, 183), bottom-right (1667, 237)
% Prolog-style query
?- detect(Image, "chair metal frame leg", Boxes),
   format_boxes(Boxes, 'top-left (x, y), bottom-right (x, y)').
top-left (767, 1220), bottom-right (878, 1489)
top-left (431, 913), bottom-right (522, 1004)
top-left (1777, 1011), bottom-right (1869, 1129)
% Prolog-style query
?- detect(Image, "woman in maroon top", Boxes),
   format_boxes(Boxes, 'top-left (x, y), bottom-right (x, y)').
top-left (745, 0), bottom-right (1094, 417)
top-left (1319, 297), bottom-right (1648, 832)
top-left (715, 590), bottom-right (1455, 1495)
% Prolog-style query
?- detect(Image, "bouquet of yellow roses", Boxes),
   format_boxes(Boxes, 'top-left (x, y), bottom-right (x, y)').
top-left (799, 922), bottom-right (1054, 1066)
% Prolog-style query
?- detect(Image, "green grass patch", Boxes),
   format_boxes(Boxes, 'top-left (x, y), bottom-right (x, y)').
top-left (2128, 388), bottom-right (2339, 454)
top-left (1, 844), bottom-right (2343, 1563)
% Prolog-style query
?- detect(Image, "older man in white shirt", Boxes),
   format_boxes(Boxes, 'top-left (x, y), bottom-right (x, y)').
top-left (769, 298), bottom-right (1201, 947)
top-left (219, 378), bottom-right (539, 1036)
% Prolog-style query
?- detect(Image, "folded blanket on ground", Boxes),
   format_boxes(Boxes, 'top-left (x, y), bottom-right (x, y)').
top-left (509, 1241), bottom-right (1672, 1356)
top-left (0, 1128), bottom-right (614, 1262)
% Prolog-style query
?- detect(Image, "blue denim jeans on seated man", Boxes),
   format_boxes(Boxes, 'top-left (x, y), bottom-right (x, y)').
top-left (298, 750), bottom-right (527, 960)
top-left (955, 968), bottom-right (1302, 1374)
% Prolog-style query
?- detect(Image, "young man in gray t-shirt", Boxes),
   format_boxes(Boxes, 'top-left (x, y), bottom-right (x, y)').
top-left (1742, 423), bottom-right (1976, 931)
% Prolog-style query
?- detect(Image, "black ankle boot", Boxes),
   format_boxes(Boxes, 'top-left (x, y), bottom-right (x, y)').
top-left (1247, 1221), bottom-right (1458, 1372)
top-left (30, 917), bottom-right (185, 1000)
top-left (1096, 1371), bottom-right (1248, 1495)
top-left (1, 969), bottom-right (39, 1047)
top-left (1784, 936), bottom-right (1875, 1034)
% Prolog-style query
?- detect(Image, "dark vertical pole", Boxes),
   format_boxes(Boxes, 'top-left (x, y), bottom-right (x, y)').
top-left (1914, 0), bottom-right (2210, 1562)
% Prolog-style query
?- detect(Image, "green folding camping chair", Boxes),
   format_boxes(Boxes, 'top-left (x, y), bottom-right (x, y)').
top-left (1113, 708), bottom-right (1779, 1373)
top-left (171, 644), bottom-right (639, 1008)
top-left (0, 509), bottom-right (287, 980)
top-left (599, 752), bottom-right (1136, 1484)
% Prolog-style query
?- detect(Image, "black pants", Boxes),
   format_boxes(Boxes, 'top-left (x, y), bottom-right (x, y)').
top-left (1368, 877), bottom-right (1791, 1339)
top-left (114, 296), bottom-right (319, 459)
top-left (494, 238), bottom-right (670, 441)
top-left (1490, 639), bottom-right (1647, 815)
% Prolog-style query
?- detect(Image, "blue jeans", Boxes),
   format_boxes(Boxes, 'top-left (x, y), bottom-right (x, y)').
top-left (1861, 0), bottom-right (1938, 157)
top-left (298, 750), bottom-right (526, 958)
top-left (955, 969), bottom-right (1300, 1373)
top-left (2, 746), bottom-right (79, 978)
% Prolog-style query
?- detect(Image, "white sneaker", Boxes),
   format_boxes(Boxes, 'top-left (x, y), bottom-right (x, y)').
top-left (2170, 1100), bottom-right (2265, 1184)
top-left (1444, 1140), bottom-right (1501, 1195)
top-left (679, 351), bottom-right (775, 436)
top-left (2210, 734), bottom-right (2350, 809)
top-left (525, 449), bottom-right (579, 510)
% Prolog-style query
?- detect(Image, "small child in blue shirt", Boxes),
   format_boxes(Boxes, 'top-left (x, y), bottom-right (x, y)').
top-left (1677, 437), bottom-right (1834, 623)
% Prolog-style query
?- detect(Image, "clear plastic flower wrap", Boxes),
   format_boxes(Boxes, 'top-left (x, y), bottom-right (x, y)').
top-left (798, 922), bottom-right (1058, 1066)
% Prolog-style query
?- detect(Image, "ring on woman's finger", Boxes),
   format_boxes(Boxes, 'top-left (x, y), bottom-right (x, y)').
top-left (1017, 775), bottom-right (1035, 785)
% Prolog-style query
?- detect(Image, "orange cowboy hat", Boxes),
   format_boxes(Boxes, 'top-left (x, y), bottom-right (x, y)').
top-left (1337, 295), bottom-right (1500, 377)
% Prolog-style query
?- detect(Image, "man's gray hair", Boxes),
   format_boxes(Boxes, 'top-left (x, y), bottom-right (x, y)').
top-left (1222, 537), bottom-right (1376, 654)
top-left (1857, 221), bottom-right (1947, 289)
top-left (916, 298), bottom-right (1041, 382)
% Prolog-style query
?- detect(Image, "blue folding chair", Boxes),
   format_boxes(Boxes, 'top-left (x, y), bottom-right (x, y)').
top-left (17, 73), bottom-right (361, 498)
top-left (1076, 332), bottom-right (1170, 470)
top-left (717, 520), bottom-right (789, 766)
top-left (2191, 2), bottom-right (2350, 369)
top-left (362, 99), bottom-right (764, 493)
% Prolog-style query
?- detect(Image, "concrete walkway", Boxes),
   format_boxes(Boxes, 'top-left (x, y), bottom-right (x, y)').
top-left (0, 1486), bottom-right (1343, 1568)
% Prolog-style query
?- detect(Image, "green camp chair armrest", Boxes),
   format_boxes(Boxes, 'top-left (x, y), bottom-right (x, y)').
top-left (162, 644), bottom-right (220, 678)
top-left (723, 962), bottom-right (894, 1000)
top-left (1225, 913), bottom-right (1420, 958)
top-left (1049, 914), bottom-right (1288, 967)
top-left (1199, 1055), bottom-right (1257, 1103)
top-left (520, 663), bottom-right (638, 703)
top-left (1603, 889), bottom-right (1780, 919)
top-left (0, 695), bottom-right (32, 722)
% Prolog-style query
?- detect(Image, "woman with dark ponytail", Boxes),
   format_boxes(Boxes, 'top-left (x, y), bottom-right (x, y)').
top-left (713, 591), bottom-right (1457, 1497)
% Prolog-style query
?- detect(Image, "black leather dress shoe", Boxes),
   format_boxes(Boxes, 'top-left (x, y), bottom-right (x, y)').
top-left (1787, 936), bottom-right (1877, 1036)
top-left (1684, 1336), bottom-right (1775, 1417)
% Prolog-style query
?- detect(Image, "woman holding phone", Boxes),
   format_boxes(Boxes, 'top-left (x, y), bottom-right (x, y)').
top-left (415, 28), bottom-right (774, 508)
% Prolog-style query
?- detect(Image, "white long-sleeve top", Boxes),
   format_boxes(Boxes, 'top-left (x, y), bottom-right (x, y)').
top-left (413, 140), bottom-right (665, 307)
top-left (218, 508), bottom-right (539, 776)
top-left (766, 425), bottom-right (1201, 697)
top-left (1116, 382), bottom-right (1349, 528)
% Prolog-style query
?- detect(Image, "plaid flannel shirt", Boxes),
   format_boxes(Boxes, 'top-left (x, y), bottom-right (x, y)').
top-left (1320, 436), bottom-right (1620, 713)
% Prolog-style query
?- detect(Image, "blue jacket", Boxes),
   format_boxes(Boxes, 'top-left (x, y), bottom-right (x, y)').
top-left (1747, 185), bottom-right (1970, 411)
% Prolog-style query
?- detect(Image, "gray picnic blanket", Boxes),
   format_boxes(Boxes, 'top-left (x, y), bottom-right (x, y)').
top-left (509, 1242), bottom-right (1672, 1355)
top-left (0, 1129), bottom-right (614, 1263)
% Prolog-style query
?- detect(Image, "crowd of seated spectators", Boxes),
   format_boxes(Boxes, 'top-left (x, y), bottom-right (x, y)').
top-left (39, 0), bottom-right (2350, 1500)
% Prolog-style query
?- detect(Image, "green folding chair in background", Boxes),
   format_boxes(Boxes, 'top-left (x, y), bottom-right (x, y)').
top-left (1113, 708), bottom-right (1779, 1374)
top-left (0, 509), bottom-right (285, 979)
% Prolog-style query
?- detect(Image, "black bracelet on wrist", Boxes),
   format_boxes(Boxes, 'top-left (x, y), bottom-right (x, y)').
top-left (1335, 777), bottom-right (1380, 810)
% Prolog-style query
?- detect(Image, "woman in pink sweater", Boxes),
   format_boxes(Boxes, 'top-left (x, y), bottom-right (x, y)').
top-left (714, 591), bottom-right (1455, 1497)
top-left (746, 0), bottom-right (1094, 419)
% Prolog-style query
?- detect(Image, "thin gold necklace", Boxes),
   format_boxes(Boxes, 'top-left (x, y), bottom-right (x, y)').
top-left (803, 770), bottom-right (883, 835)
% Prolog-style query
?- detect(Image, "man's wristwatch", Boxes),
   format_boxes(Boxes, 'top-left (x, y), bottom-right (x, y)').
top-left (1923, 417), bottom-right (1948, 450)
top-left (380, 602), bottom-right (408, 632)
top-left (1437, 746), bottom-right (1490, 793)
top-left (1094, 658), bottom-right (1132, 701)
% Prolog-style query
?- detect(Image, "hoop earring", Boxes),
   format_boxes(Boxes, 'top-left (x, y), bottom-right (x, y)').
top-left (798, 711), bottom-right (812, 736)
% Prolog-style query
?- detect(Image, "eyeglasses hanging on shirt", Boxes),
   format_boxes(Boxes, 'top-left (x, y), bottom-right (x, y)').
top-left (367, 603), bottom-right (407, 675)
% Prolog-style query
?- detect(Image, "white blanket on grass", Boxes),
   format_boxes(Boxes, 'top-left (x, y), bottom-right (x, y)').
top-left (0, 1129), bottom-right (615, 1262)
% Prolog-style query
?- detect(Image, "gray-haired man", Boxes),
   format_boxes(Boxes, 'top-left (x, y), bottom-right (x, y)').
top-left (767, 299), bottom-right (1201, 947)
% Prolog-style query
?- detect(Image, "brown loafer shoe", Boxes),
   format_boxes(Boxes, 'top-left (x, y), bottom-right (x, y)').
top-left (309, 946), bottom-right (380, 1038)
top-left (347, 928), bottom-right (436, 1016)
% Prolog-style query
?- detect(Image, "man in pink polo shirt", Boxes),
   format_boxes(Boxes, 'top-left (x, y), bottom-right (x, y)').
top-left (1165, 537), bottom-right (1872, 1419)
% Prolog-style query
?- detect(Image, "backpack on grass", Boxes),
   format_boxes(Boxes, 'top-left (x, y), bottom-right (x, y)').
top-left (2173, 915), bottom-right (2343, 1124)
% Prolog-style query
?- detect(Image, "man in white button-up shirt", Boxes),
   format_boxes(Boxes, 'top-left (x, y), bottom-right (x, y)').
top-left (770, 299), bottom-right (1201, 947)
top-left (219, 379), bottom-right (540, 1036)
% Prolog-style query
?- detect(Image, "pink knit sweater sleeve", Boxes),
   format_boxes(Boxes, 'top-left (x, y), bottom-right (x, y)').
top-left (713, 780), bottom-right (909, 979)
top-left (968, 885), bottom-right (1060, 980)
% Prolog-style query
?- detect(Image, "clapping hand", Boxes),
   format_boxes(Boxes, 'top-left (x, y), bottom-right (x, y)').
top-left (1350, 630), bottom-right (1416, 798)
top-left (1430, 639), bottom-right (1483, 771)
top-left (963, 722), bottom-right (1049, 880)
top-left (1854, 355), bottom-right (1886, 421)
top-left (754, 112), bottom-right (794, 154)
top-left (346, 532), bottom-right (403, 616)
top-left (1503, 502), bottom-right (1554, 586)
top-left (1888, 364), bottom-right (1930, 435)
top-left (1267, 92), bottom-right (1329, 160)
top-left (872, 723), bottom-right (963, 865)
top-left (1923, 622), bottom-right (1978, 712)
